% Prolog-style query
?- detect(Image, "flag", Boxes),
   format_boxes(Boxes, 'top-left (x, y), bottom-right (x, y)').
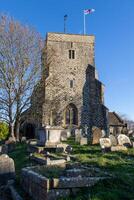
top-left (84, 9), bottom-right (95, 15)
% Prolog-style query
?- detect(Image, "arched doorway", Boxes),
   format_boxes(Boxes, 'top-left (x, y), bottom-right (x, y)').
top-left (24, 123), bottom-right (35, 139)
top-left (64, 104), bottom-right (78, 126)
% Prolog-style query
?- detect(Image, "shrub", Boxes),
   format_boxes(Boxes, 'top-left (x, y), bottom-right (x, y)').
top-left (0, 122), bottom-right (9, 141)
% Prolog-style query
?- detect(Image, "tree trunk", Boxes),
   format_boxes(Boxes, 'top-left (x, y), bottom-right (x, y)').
top-left (15, 120), bottom-right (20, 142)
top-left (10, 122), bottom-right (16, 141)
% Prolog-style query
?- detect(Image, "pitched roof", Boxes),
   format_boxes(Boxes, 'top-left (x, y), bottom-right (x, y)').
top-left (108, 112), bottom-right (125, 126)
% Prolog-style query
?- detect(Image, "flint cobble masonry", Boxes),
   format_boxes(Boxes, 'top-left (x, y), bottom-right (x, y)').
top-left (22, 33), bottom-right (108, 136)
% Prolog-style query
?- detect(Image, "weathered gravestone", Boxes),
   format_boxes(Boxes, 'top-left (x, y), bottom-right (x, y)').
top-left (75, 129), bottom-right (82, 143)
top-left (99, 138), bottom-right (111, 152)
top-left (61, 130), bottom-right (67, 141)
top-left (0, 154), bottom-right (15, 185)
top-left (37, 127), bottom-right (46, 146)
top-left (92, 127), bottom-right (102, 145)
top-left (117, 134), bottom-right (132, 147)
top-left (80, 137), bottom-right (88, 145)
top-left (111, 146), bottom-right (127, 152)
top-left (109, 134), bottom-right (118, 146)
top-left (21, 136), bottom-right (26, 142)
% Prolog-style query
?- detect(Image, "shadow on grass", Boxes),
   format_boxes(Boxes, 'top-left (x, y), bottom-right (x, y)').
top-left (9, 143), bottom-right (33, 179)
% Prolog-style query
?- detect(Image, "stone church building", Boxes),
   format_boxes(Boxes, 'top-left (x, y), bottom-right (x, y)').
top-left (21, 32), bottom-right (108, 138)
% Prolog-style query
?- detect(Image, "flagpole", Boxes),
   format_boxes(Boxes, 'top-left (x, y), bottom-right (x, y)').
top-left (64, 15), bottom-right (68, 33)
top-left (84, 12), bottom-right (86, 35)
top-left (64, 17), bottom-right (66, 33)
top-left (83, 9), bottom-right (95, 35)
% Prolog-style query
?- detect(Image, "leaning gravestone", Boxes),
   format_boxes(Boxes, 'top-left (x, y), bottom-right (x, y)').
top-left (100, 138), bottom-right (112, 149)
top-left (0, 154), bottom-right (15, 185)
top-left (92, 127), bottom-right (102, 145)
top-left (109, 135), bottom-right (118, 146)
top-left (117, 134), bottom-right (131, 147)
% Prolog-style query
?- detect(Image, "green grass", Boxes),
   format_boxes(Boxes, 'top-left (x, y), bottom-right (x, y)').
top-left (8, 139), bottom-right (134, 200)
top-left (33, 165), bottom-right (65, 178)
top-left (8, 143), bottom-right (33, 199)
top-left (9, 143), bottom-right (33, 180)
top-left (63, 138), bottom-right (134, 200)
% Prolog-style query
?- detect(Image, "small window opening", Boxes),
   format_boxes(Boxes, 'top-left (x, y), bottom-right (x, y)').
top-left (70, 80), bottom-right (73, 88)
top-left (69, 50), bottom-right (71, 59)
top-left (69, 50), bottom-right (75, 59)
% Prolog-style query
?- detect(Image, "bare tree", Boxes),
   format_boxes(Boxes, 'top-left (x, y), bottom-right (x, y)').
top-left (0, 14), bottom-right (43, 140)
top-left (119, 113), bottom-right (134, 131)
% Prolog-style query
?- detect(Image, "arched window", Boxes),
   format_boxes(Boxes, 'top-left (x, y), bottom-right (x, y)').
top-left (64, 104), bottom-right (78, 126)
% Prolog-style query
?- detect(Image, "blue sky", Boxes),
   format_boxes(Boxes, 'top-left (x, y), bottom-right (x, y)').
top-left (0, 0), bottom-right (133, 119)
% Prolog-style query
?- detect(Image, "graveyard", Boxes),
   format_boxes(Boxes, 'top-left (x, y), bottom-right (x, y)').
top-left (0, 134), bottom-right (133, 200)
top-left (0, 2), bottom-right (133, 199)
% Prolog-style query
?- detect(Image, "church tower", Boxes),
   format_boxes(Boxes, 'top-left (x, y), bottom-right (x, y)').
top-left (42, 33), bottom-right (108, 133)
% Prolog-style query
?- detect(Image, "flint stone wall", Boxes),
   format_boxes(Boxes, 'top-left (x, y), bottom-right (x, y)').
top-left (42, 33), bottom-right (108, 133)
top-left (22, 33), bottom-right (108, 136)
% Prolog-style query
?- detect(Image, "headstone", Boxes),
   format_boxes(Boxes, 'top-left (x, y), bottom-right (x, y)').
top-left (75, 129), bottom-right (82, 143)
top-left (117, 134), bottom-right (131, 147)
top-left (66, 129), bottom-right (71, 138)
top-left (101, 129), bottom-right (106, 138)
top-left (0, 154), bottom-right (15, 185)
top-left (21, 136), bottom-right (26, 142)
top-left (66, 155), bottom-right (71, 162)
top-left (122, 126), bottom-right (128, 135)
top-left (1, 144), bottom-right (8, 154)
top-left (99, 138), bottom-right (111, 149)
top-left (80, 137), bottom-right (88, 145)
top-left (132, 142), bottom-right (134, 148)
top-left (92, 127), bottom-right (102, 145)
top-left (65, 145), bottom-right (73, 154)
top-left (111, 146), bottom-right (127, 152)
top-left (60, 130), bottom-right (67, 141)
top-left (84, 125), bottom-right (88, 136)
top-left (109, 126), bottom-right (114, 134)
top-left (109, 135), bottom-right (118, 146)
top-left (38, 128), bottom-right (46, 146)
